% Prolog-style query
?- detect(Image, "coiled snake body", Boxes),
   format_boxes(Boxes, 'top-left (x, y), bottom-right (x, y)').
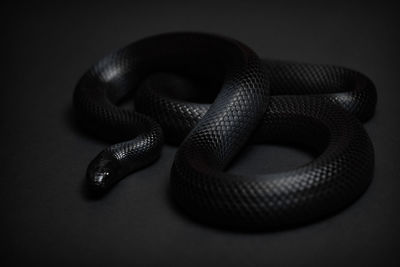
top-left (74, 33), bottom-right (376, 229)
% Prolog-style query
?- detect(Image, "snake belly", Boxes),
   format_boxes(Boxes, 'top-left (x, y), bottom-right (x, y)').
top-left (74, 32), bottom-right (376, 229)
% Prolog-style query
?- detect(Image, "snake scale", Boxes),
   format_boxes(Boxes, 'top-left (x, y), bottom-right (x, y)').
top-left (74, 32), bottom-right (376, 230)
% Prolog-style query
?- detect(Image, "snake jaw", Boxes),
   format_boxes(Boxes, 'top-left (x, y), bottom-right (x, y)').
top-left (86, 152), bottom-right (122, 194)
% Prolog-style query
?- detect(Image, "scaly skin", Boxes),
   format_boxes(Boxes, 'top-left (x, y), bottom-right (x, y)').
top-left (74, 32), bottom-right (376, 230)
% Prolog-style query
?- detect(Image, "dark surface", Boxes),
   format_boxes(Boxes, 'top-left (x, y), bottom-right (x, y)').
top-left (1, 1), bottom-right (399, 266)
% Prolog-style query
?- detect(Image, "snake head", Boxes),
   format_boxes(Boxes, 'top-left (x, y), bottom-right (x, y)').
top-left (86, 152), bottom-right (122, 194)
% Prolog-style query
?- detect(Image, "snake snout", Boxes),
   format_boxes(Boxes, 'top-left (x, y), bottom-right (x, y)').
top-left (86, 152), bottom-right (121, 193)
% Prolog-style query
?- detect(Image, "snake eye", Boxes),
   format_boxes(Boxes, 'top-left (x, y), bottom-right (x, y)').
top-left (86, 152), bottom-right (120, 194)
top-left (89, 169), bottom-right (111, 190)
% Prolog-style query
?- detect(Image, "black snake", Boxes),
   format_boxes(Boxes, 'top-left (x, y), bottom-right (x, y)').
top-left (74, 32), bottom-right (376, 230)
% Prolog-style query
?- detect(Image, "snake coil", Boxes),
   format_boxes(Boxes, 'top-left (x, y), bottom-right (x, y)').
top-left (74, 33), bottom-right (376, 229)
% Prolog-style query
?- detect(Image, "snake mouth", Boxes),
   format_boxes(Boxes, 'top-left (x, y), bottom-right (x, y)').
top-left (86, 152), bottom-right (122, 194)
top-left (87, 169), bottom-right (112, 192)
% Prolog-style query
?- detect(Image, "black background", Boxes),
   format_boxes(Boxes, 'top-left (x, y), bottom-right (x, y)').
top-left (2, 1), bottom-right (400, 266)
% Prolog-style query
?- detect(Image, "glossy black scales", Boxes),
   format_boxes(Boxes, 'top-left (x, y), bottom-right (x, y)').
top-left (74, 32), bottom-right (376, 230)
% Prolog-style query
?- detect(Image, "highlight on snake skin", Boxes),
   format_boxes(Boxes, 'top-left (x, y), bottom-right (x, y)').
top-left (73, 32), bottom-right (376, 230)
